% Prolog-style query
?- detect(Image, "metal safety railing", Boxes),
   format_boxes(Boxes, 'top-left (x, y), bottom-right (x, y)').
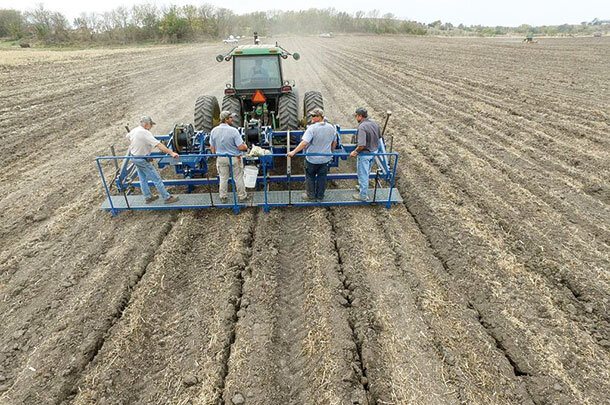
top-left (96, 150), bottom-right (400, 215)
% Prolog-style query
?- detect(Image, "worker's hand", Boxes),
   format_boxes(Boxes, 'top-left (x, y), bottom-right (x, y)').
top-left (170, 152), bottom-right (179, 159)
top-left (349, 150), bottom-right (358, 158)
top-left (287, 151), bottom-right (295, 158)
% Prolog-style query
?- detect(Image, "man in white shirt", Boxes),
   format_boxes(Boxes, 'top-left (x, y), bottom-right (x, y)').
top-left (210, 111), bottom-right (249, 203)
top-left (126, 116), bottom-right (180, 204)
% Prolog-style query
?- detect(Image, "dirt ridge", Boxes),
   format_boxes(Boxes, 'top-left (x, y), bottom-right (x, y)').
top-left (327, 208), bottom-right (371, 403)
top-left (218, 209), bottom-right (258, 404)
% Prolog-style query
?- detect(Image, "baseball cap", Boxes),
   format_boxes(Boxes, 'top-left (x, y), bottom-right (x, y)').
top-left (140, 116), bottom-right (156, 125)
top-left (354, 107), bottom-right (367, 117)
top-left (308, 108), bottom-right (324, 117)
top-left (220, 110), bottom-right (237, 121)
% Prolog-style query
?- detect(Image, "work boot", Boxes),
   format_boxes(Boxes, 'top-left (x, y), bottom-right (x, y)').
top-left (145, 195), bottom-right (159, 204)
top-left (164, 195), bottom-right (180, 204)
top-left (238, 195), bottom-right (250, 203)
top-left (352, 193), bottom-right (368, 202)
top-left (219, 196), bottom-right (228, 203)
top-left (301, 193), bottom-right (313, 201)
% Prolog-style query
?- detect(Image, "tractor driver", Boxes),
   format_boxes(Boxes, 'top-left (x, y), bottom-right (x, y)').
top-left (126, 116), bottom-right (180, 204)
top-left (250, 59), bottom-right (268, 80)
top-left (210, 111), bottom-right (249, 203)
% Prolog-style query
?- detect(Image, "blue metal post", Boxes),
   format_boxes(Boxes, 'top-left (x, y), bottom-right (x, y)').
top-left (97, 158), bottom-right (118, 216)
top-left (228, 156), bottom-right (240, 214)
top-left (386, 153), bottom-right (399, 210)
top-left (263, 163), bottom-right (269, 213)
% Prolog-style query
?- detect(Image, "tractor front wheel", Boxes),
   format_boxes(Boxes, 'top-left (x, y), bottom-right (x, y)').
top-left (194, 95), bottom-right (220, 133)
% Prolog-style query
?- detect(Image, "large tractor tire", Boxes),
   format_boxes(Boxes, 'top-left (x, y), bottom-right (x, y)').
top-left (194, 95), bottom-right (220, 133)
top-left (222, 95), bottom-right (242, 128)
top-left (278, 91), bottom-right (299, 130)
top-left (303, 90), bottom-right (324, 125)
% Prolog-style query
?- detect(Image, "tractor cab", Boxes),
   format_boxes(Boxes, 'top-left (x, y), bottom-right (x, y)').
top-left (233, 53), bottom-right (282, 91)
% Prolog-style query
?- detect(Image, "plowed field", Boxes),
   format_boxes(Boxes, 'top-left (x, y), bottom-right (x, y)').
top-left (0, 36), bottom-right (608, 405)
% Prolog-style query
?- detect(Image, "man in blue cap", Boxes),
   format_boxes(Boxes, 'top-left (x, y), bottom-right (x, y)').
top-left (350, 107), bottom-right (381, 201)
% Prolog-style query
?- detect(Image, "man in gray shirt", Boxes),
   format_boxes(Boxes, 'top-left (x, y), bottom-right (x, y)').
top-left (287, 108), bottom-right (337, 201)
top-left (350, 107), bottom-right (381, 201)
top-left (210, 111), bottom-right (248, 202)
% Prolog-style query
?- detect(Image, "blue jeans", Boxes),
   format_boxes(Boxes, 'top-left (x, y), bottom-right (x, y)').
top-left (133, 159), bottom-right (171, 200)
top-left (305, 160), bottom-right (329, 200)
top-left (357, 155), bottom-right (375, 200)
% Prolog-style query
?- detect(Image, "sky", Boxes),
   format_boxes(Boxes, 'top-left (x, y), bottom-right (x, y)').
top-left (1, 0), bottom-right (608, 26)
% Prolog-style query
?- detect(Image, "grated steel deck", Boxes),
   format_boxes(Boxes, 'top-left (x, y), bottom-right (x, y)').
top-left (101, 188), bottom-right (402, 212)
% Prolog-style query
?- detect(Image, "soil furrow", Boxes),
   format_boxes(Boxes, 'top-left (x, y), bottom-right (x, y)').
top-left (351, 38), bottom-right (609, 136)
top-left (217, 210), bottom-right (258, 404)
top-left (70, 210), bottom-right (255, 405)
top-left (368, 50), bottom-right (610, 146)
top-left (316, 51), bottom-right (610, 331)
top-left (329, 206), bottom-right (460, 405)
top-left (320, 41), bottom-right (610, 186)
top-left (0, 212), bottom-right (177, 404)
top-left (323, 43), bottom-right (610, 186)
top-left (327, 209), bottom-right (371, 403)
top-left (373, 207), bottom-right (535, 404)
top-left (0, 42), bottom-right (228, 404)
top-left (391, 155), bottom-right (610, 404)
top-left (221, 209), bottom-right (366, 405)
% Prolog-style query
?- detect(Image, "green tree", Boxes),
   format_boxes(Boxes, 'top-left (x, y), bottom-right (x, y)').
top-left (25, 4), bottom-right (69, 43)
top-left (132, 4), bottom-right (160, 41)
top-left (0, 9), bottom-right (24, 39)
top-left (159, 6), bottom-right (189, 42)
top-left (26, 4), bottom-right (52, 40)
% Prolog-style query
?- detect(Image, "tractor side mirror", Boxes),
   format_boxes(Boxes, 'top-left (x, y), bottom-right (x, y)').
top-left (292, 52), bottom-right (300, 60)
top-left (216, 54), bottom-right (224, 63)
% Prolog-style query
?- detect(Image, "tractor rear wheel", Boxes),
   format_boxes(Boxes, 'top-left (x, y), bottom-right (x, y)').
top-left (222, 95), bottom-right (242, 128)
top-left (194, 95), bottom-right (220, 133)
top-left (278, 92), bottom-right (299, 130)
top-left (303, 90), bottom-right (324, 125)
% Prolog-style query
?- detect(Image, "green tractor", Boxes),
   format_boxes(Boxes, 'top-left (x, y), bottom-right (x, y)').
top-left (193, 38), bottom-right (324, 137)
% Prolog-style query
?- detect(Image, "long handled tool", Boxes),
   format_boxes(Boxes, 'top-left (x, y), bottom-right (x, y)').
top-left (381, 110), bottom-right (392, 137)
top-left (381, 111), bottom-right (395, 169)
top-left (382, 110), bottom-right (393, 150)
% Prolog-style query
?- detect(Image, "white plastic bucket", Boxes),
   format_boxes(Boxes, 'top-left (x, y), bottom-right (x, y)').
top-left (243, 165), bottom-right (259, 188)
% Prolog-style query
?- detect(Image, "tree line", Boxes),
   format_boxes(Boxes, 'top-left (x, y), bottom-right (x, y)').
top-left (0, 4), bottom-right (607, 45)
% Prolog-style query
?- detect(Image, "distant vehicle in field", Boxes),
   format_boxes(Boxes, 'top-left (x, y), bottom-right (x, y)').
top-left (593, 32), bottom-right (602, 38)
top-left (523, 35), bottom-right (537, 43)
top-left (319, 32), bottom-right (334, 38)
top-left (223, 35), bottom-right (238, 44)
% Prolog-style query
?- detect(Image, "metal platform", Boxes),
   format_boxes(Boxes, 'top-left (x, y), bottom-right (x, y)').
top-left (101, 188), bottom-right (402, 213)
